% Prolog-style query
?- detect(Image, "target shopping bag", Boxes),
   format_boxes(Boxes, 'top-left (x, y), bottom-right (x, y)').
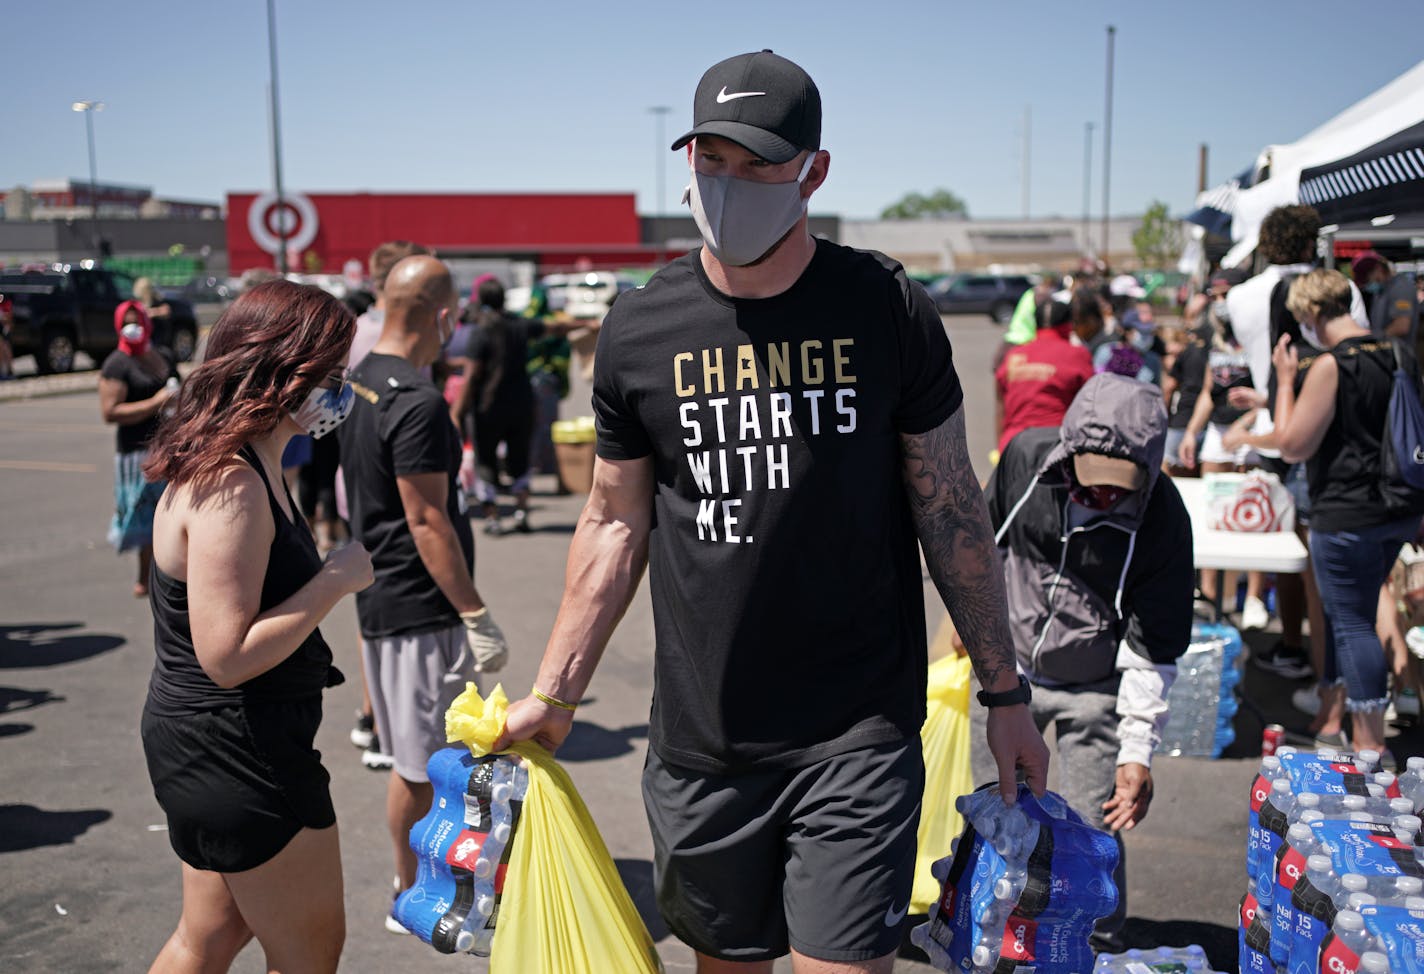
top-left (1204, 471), bottom-right (1294, 533)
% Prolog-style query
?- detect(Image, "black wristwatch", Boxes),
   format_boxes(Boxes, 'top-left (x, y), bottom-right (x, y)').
top-left (977, 674), bottom-right (1032, 708)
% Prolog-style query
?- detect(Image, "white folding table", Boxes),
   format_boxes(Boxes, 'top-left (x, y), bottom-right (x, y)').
top-left (1170, 477), bottom-right (1308, 574)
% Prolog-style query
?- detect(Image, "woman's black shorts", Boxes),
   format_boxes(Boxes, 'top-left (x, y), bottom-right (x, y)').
top-left (141, 696), bottom-right (335, 873)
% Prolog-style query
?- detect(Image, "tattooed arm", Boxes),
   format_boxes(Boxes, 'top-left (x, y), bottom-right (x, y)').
top-left (902, 404), bottom-right (1050, 800)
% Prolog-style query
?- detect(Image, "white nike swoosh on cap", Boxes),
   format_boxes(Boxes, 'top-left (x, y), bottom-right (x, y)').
top-left (883, 900), bottom-right (908, 927)
top-left (716, 86), bottom-right (766, 103)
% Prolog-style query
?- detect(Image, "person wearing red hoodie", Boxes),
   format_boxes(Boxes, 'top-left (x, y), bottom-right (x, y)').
top-left (995, 297), bottom-right (1095, 454)
top-left (98, 300), bottom-right (180, 596)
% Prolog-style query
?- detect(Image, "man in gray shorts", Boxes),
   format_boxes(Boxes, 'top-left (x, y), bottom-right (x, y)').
top-left (495, 51), bottom-right (1049, 973)
top-left (338, 255), bottom-right (509, 931)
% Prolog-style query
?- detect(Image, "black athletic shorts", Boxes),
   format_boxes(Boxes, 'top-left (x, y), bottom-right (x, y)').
top-left (141, 696), bottom-right (335, 872)
top-left (474, 404), bottom-right (533, 484)
top-left (643, 737), bottom-right (923, 964)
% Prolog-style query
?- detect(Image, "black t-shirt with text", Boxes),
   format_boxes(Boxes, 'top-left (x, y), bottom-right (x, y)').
top-left (100, 347), bottom-right (177, 453)
top-left (593, 241), bottom-right (964, 773)
top-left (338, 353), bottom-right (474, 638)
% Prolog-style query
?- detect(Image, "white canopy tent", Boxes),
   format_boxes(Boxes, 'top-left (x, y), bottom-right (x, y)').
top-left (1218, 60), bottom-right (1424, 267)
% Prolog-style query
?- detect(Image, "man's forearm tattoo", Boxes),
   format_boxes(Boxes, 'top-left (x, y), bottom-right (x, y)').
top-left (902, 408), bottom-right (1018, 690)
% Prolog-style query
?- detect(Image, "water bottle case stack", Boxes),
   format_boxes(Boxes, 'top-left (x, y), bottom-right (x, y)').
top-left (1158, 620), bottom-right (1242, 760)
top-left (910, 783), bottom-right (1118, 974)
top-left (1239, 749), bottom-right (1424, 974)
top-left (392, 748), bottom-right (529, 955)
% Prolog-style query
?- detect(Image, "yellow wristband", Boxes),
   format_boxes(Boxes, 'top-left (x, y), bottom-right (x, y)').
top-left (532, 687), bottom-right (578, 712)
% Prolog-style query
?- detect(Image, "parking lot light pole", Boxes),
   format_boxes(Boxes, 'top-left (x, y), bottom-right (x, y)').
top-left (266, 0), bottom-right (289, 274)
top-left (649, 106), bottom-right (672, 264)
top-left (71, 100), bottom-right (104, 257)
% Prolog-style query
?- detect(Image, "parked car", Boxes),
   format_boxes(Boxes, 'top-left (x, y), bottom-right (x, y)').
top-left (562, 272), bottom-right (639, 319)
top-left (0, 264), bottom-right (199, 373)
top-left (162, 276), bottom-right (235, 305)
top-left (927, 273), bottom-right (1034, 324)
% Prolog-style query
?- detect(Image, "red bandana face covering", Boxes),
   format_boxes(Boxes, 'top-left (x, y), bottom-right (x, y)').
top-left (1068, 482), bottom-right (1132, 511)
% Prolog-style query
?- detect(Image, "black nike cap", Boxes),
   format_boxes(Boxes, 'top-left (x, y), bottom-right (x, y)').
top-left (670, 50), bottom-right (821, 164)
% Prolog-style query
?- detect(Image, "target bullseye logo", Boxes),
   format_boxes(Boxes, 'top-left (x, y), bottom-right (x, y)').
top-left (247, 191), bottom-right (319, 256)
top-left (1224, 482), bottom-right (1277, 532)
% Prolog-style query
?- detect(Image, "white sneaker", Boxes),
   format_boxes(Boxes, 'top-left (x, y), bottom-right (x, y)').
top-left (387, 877), bottom-right (410, 935)
top-left (1241, 595), bottom-right (1270, 631)
top-left (1292, 687), bottom-right (1321, 716)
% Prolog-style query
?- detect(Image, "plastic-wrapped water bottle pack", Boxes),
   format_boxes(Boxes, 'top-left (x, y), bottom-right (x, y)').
top-left (1239, 746), bottom-right (1424, 974)
top-left (1092, 944), bottom-right (1222, 973)
top-left (1157, 620), bottom-right (1242, 759)
top-left (910, 783), bottom-right (1118, 973)
top-left (391, 748), bottom-right (528, 955)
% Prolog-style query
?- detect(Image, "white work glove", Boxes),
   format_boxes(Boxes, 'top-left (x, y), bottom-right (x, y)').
top-left (460, 607), bottom-right (508, 673)
top-left (458, 445), bottom-right (477, 495)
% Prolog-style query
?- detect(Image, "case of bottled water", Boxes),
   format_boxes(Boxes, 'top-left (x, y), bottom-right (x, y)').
top-left (910, 783), bottom-right (1117, 973)
top-left (1093, 944), bottom-right (1221, 973)
top-left (1240, 743), bottom-right (1424, 974)
top-left (1158, 621), bottom-right (1242, 759)
top-left (390, 748), bottom-right (528, 955)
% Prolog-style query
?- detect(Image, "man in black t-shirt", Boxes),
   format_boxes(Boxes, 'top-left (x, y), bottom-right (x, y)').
top-left (452, 276), bottom-right (549, 535)
top-left (337, 255), bottom-right (509, 929)
top-left (494, 50), bottom-right (1049, 972)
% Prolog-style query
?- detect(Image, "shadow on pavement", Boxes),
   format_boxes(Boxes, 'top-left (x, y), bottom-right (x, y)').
top-left (1226, 628), bottom-right (1424, 764)
top-left (0, 624), bottom-right (125, 669)
top-left (0, 804), bottom-right (113, 853)
top-left (614, 858), bottom-right (668, 942)
top-left (557, 720), bottom-right (649, 763)
top-left (0, 723), bottom-right (35, 739)
top-left (1120, 917), bottom-right (1236, 972)
top-left (0, 686), bottom-right (66, 713)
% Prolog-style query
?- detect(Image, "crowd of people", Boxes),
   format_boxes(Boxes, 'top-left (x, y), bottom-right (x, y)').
top-left (63, 45), bottom-right (1422, 974)
top-left (995, 202), bottom-right (1424, 762)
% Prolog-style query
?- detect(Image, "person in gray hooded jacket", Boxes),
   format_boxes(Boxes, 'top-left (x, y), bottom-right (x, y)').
top-left (971, 372), bottom-right (1194, 949)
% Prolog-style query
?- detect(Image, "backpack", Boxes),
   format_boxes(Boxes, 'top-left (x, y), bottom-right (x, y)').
top-left (1379, 338), bottom-right (1424, 494)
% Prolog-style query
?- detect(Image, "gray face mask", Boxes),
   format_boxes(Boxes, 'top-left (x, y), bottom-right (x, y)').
top-left (682, 154), bottom-right (815, 267)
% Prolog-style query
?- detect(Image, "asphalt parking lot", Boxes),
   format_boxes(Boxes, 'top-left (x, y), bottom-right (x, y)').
top-left (2, 311), bottom-right (1419, 972)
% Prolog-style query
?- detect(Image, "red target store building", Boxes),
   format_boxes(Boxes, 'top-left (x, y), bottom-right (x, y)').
top-left (226, 190), bottom-right (689, 276)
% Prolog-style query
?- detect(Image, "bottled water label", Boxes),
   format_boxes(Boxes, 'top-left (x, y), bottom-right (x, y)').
top-left (1279, 753), bottom-right (1382, 796)
top-left (1313, 819), bottom-right (1424, 879)
top-left (1272, 840), bottom-right (1309, 966)
top-left (1359, 903), bottom-right (1424, 973)
top-left (1239, 891), bottom-right (1273, 974)
top-left (392, 749), bottom-right (527, 955)
top-left (910, 784), bottom-right (1118, 973)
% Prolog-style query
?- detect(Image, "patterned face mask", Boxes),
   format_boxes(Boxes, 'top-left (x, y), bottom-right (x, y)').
top-left (291, 379), bottom-right (355, 439)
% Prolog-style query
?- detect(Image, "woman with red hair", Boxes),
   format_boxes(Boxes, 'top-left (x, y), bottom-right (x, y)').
top-left (99, 300), bottom-right (179, 596)
top-left (140, 280), bottom-right (372, 973)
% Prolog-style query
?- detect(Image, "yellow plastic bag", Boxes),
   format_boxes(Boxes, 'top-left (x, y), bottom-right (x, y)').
top-left (910, 653), bottom-right (975, 914)
top-left (446, 683), bottom-right (663, 974)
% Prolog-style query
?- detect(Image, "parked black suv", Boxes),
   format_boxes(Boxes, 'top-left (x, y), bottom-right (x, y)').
top-left (0, 265), bottom-right (198, 373)
top-left (927, 273), bottom-right (1034, 324)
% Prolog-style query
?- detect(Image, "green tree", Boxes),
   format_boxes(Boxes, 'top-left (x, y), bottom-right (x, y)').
top-left (880, 189), bottom-right (969, 220)
top-left (1131, 200), bottom-right (1183, 269)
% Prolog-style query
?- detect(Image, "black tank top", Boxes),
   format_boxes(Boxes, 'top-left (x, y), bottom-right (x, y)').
top-left (145, 445), bottom-right (342, 716)
top-left (1308, 336), bottom-right (1424, 532)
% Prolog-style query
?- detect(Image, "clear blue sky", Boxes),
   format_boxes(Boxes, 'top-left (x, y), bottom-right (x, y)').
top-left (5, 0), bottom-right (1421, 221)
